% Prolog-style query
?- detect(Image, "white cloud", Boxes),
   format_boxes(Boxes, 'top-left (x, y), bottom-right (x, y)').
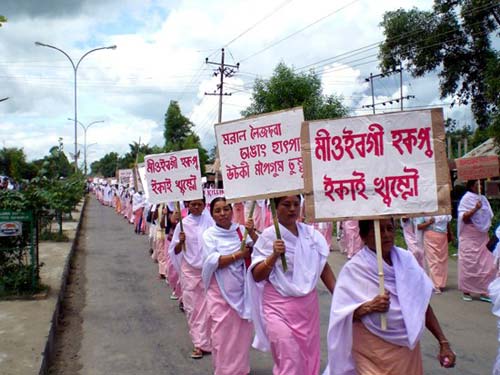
top-left (1, 0), bottom-right (482, 172)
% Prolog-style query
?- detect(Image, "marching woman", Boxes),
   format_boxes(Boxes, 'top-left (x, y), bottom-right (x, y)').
top-left (202, 197), bottom-right (258, 375)
top-left (247, 195), bottom-right (336, 375)
top-left (416, 214), bottom-right (453, 293)
top-left (324, 219), bottom-right (455, 374)
top-left (458, 180), bottom-right (497, 302)
top-left (161, 204), bottom-right (183, 301)
top-left (169, 198), bottom-right (214, 359)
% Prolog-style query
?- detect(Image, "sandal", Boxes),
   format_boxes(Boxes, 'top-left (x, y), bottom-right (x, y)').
top-left (191, 348), bottom-right (203, 359)
top-left (462, 293), bottom-right (472, 302)
top-left (479, 295), bottom-right (492, 303)
top-left (170, 293), bottom-right (179, 300)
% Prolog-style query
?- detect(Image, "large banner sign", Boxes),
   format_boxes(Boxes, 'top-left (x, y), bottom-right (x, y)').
top-left (456, 155), bottom-right (499, 181)
top-left (144, 149), bottom-right (202, 204)
top-left (118, 169), bottom-right (133, 186)
top-left (215, 107), bottom-right (304, 201)
top-left (302, 109), bottom-right (451, 221)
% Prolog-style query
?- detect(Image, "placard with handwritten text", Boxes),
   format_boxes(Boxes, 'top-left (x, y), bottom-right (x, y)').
top-left (302, 109), bottom-right (451, 220)
top-left (215, 107), bottom-right (304, 201)
top-left (144, 149), bottom-right (202, 204)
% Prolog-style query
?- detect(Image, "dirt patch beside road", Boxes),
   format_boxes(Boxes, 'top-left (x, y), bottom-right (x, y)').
top-left (47, 217), bottom-right (87, 375)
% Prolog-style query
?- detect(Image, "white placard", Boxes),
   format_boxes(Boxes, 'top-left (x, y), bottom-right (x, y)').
top-left (303, 110), bottom-right (448, 220)
top-left (203, 188), bottom-right (225, 203)
top-left (118, 169), bottom-right (133, 185)
top-left (144, 149), bottom-right (202, 204)
top-left (138, 166), bottom-right (149, 200)
top-left (215, 107), bottom-right (304, 201)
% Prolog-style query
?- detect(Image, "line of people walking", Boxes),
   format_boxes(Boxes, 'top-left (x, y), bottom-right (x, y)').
top-left (91, 183), bottom-right (459, 374)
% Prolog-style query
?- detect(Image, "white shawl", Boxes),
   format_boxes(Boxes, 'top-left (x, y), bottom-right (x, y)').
top-left (202, 223), bottom-right (253, 319)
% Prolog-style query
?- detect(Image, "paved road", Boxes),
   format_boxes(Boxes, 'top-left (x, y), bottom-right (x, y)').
top-left (77, 197), bottom-right (496, 374)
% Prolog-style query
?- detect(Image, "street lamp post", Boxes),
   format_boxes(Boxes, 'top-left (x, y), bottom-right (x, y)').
top-left (68, 118), bottom-right (104, 175)
top-left (35, 41), bottom-right (116, 172)
top-left (76, 142), bottom-right (98, 174)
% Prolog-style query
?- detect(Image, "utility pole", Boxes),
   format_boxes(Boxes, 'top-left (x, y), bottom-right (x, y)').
top-left (205, 48), bottom-right (239, 186)
top-left (205, 48), bottom-right (240, 123)
top-left (369, 73), bottom-right (375, 114)
top-left (399, 62), bottom-right (404, 111)
top-left (363, 65), bottom-right (414, 113)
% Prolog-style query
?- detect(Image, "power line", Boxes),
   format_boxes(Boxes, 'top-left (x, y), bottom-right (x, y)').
top-left (293, 2), bottom-right (499, 74)
top-left (240, 0), bottom-right (361, 62)
top-left (223, 0), bottom-right (294, 48)
top-left (205, 48), bottom-right (240, 124)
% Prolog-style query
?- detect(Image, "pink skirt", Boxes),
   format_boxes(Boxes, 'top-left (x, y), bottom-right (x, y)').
top-left (458, 223), bottom-right (496, 294)
top-left (180, 260), bottom-right (212, 351)
top-left (206, 277), bottom-right (252, 375)
top-left (262, 283), bottom-right (320, 375)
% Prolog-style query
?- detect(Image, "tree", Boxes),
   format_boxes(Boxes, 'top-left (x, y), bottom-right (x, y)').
top-left (207, 145), bottom-right (217, 164)
top-left (35, 139), bottom-right (73, 180)
top-left (163, 101), bottom-right (209, 175)
top-left (0, 15), bottom-right (7, 27)
top-left (90, 152), bottom-right (119, 177)
top-left (164, 100), bottom-right (193, 150)
top-left (242, 62), bottom-right (349, 120)
top-left (0, 147), bottom-right (38, 181)
top-left (378, 1), bottom-right (500, 130)
top-left (182, 133), bottom-right (208, 175)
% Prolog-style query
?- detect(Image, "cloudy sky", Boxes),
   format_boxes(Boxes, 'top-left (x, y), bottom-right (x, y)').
top-left (0, 0), bottom-right (480, 168)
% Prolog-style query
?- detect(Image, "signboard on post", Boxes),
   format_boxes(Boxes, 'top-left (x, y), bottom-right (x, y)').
top-left (456, 155), bottom-right (499, 181)
top-left (144, 149), bottom-right (203, 204)
top-left (203, 188), bottom-right (225, 204)
top-left (301, 108), bottom-right (451, 221)
top-left (215, 107), bottom-right (304, 202)
top-left (138, 165), bottom-right (149, 200)
top-left (118, 169), bottom-right (133, 186)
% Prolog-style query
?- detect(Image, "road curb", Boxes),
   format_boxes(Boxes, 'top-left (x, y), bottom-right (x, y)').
top-left (38, 195), bottom-right (88, 375)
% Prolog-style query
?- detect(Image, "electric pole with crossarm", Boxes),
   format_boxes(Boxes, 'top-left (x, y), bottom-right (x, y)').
top-left (204, 48), bottom-right (239, 124)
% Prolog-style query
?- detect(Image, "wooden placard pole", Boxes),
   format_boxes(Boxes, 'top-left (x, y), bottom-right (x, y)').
top-left (175, 201), bottom-right (185, 251)
top-left (133, 137), bottom-right (141, 191)
top-left (478, 179), bottom-right (482, 195)
top-left (240, 201), bottom-right (256, 252)
top-left (269, 199), bottom-right (288, 272)
top-left (374, 219), bottom-right (388, 331)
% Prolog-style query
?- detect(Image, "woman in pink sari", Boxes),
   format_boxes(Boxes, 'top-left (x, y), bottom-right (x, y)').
top-left (324, 219), bottom-right (456, 375)
top-left (247, 195), bottom-right (336, 375)
top-left (340, 220), bottom-right (363, 259)
top-left (161, 205), bottom-right (182, 301)
top-left (416, 215), bottom-right (452, 293)
top-left (202, 197), bottom-right (258, 375)
top-left (458, 180), bottom-right (496, 302)
top-left (400, 217), bottom-right (425, 267)
top-left (169, 199), bottom-right (214, 359)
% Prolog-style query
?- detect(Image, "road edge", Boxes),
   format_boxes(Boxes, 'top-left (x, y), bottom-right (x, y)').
top-left (38, 195), bottom-right (88, 375)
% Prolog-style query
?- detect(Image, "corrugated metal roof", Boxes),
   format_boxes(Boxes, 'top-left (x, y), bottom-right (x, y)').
top-left (461, 138), bottom-right (499, 157)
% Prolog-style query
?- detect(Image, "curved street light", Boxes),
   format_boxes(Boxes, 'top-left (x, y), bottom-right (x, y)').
top-left (68, 118), bottom-right (104, 175)
top-left (35, 41), bottom-right (116, 172)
